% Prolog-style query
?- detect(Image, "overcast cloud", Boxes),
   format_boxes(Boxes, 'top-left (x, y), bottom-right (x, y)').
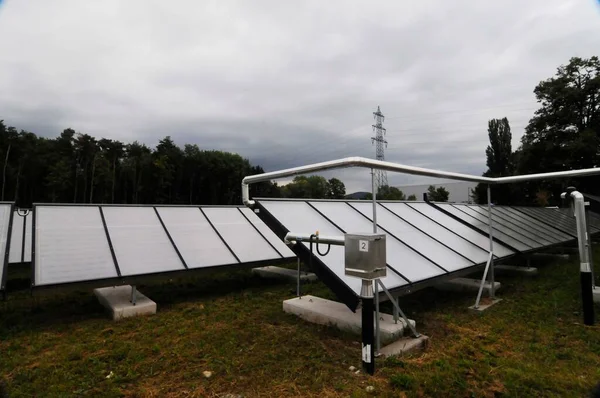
top-left (1, 0), bottom-right (599, 194)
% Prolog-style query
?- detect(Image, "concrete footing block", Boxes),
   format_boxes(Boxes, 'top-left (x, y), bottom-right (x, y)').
top-left (94, 285), bottom-right (156, 321)
top-left (379, 335), bottom-right (429, 358)
top-left (468, 298), bottom-right (502, 313)
top-left (593, 287), bottom-right (600, 303)
top-left (494, 265), bottom-right (538, 276)
top-left (283, 295), bottom-right (415, 345)
top-left (252, 266), bottom-right (317, 282)
top-left (435, 278), bottom-right (501, 295)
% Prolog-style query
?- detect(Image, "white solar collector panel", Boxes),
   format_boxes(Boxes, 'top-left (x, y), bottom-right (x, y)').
top-left (369, 202), bottom-right (490, 264)
top-left (406, 203), bottom-right (514, 258)
top-left (156, 207), bottom-right (238, 269)
top-left (202, 207), bottom-right (282, 263)
top-left (0, 204), bottom-right (12, 289)
top-left (9, 210), bottom-right (32, 263)
top-left (436, 204), bottom-right (531, 251)
top-left (259, 200), bottom-right (409, 294)
top-left (34, 206), bottom-right (118, 286)
top-left (451, 205), bottom-right (543, 248)
top-left (310, 201), bottom-right (447, 280)
top-left (465, 205), bottom-right (555, 246)
top-left (238, 207), bottom-right (295, 258)
top-left (102, 207), bottom-right (186, 276)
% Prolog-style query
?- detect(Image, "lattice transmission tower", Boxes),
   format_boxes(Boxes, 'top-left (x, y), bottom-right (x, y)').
top-left (371, 106), bottom-right (388, 189)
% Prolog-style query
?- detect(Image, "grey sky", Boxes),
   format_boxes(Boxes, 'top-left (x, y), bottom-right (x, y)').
top-left (1, 0), bottom-right (599, 194)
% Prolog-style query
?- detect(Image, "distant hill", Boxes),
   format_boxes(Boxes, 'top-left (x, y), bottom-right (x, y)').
top-left (345, 191), bottom-right (370, 200)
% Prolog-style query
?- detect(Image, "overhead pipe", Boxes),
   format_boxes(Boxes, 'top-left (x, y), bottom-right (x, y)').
top-left (242, 157), bottom-right (494, 206)
top-left (242, 156), bottom-right (600, 207)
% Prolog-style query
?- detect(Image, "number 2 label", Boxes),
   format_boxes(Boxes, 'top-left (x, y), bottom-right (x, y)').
top-left (359, 240), bottom-right (369, 252)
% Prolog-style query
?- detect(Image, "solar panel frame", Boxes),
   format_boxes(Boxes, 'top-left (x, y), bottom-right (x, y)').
top-left (0, 203), bottom-right (15, 292)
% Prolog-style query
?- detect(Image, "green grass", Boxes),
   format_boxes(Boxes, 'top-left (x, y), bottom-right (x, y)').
top-left (2, 251), bottom-right (600, 397)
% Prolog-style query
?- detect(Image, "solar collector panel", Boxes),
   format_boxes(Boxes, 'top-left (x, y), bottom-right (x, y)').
top-left (34, 206), bottom-right (118, 286)
top-left (454, 205), bottom-right (545, 247)
top-left (377, 202), bottom-right (490, 264)
top-left (156, 207), bottom-right (238, 269)
top-left (499, 206), bottom-right (574, 241)
top-left (436, 204), bottom-right (531, 251)
top-left (343, 202), bottom-right (476, 272)
top-left (238, 207), bottom-right (295, 258)
top-left (310, 201), bottom-right (448, 280)
top-left (0, 204), bottom-right (12, 290)
top-left (259, 200), bottom-right (409, 294)
top-left (202, 207), bottom-right (282, 263)
top-left (102, 207), bottom-right (185, 276)
top-left (406, 203), bottom-right (514, 257)
top-left (466, 205), bottom-right (556, 246)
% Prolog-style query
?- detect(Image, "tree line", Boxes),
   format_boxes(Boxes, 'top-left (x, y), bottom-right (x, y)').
top-left (473, 56), bottom-right (600, 206)
top-left (0, 127), bottom-right (282, 207)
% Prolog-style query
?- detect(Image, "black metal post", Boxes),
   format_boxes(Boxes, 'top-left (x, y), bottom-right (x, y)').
top-left (581, 270), bottom-right (595, 325)
top-left (361, 279), bottom-right (375, 375)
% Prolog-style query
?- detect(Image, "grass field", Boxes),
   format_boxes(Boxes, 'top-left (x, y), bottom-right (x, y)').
top-left (2, 250), bottom-right (600, 397)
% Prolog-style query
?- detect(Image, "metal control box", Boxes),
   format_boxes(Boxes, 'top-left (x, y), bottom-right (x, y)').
top-left (344, 233), bottom-right (386, 279)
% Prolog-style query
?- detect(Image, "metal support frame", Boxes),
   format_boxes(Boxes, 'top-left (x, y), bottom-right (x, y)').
top-left (297, 257), bottom-right (301, 297)
top-left (473, 185), bottom-right (496, 308)
top-left (374, 278), bottom-right (381, 356)
top-left (371, 168), bottom-right (377, 234)
top-left (377, 279), bottom-right (420, 338)
top-left (130, 285), bottom-right (137, 306)
top-left (487, 185), bottom-right (495, 299)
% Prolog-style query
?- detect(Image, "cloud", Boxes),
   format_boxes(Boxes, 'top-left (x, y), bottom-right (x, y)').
top-left (1, 0), bottom-right (599, 194)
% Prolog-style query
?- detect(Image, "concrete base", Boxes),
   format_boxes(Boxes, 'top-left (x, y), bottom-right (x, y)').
top-left (435, 278), bottom-right (501, 295)
top-left (379, 335), bottom-right (429, 358)
top-left (468, 298), bottom-right (502, 312)
top-left (593, 287), bottom-right (600, 303)
top-left (252, 266), bottom-right (317, 282)
top-left (93, 285), bottom-right (156, 320)
top-left (283, 295), bottom-right (415, 345)
top-left (494, 265), bottom-right (538, 276)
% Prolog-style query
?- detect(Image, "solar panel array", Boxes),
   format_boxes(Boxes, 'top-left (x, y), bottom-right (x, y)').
top-left (33, 205), bottom-right (294, 288)
top-left (0, 203), bottom-right (14, 291)
top-left (256, 199), bottom-right (589, 309)
top-left (9, 210), bottom-right (32, 264)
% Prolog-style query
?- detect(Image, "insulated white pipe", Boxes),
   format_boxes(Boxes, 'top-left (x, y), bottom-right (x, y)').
top-left (284, 232), bottom-right (345, 246)
top-left (242, 156), bottom-right (600, 206)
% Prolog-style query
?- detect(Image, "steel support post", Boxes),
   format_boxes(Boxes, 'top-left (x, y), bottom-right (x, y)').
top-left (374, 279), bottom-right (381, 355)
top-left (360, 279), bottom-right (375, 375)
top-left (371, 168), bottom-right (377, 233)
top-left (297, 257), bottom-right (301, 297)
top-left (487, 185), bottom-right (495, 299)
top-left (131, 285), bottom-right (137, 306)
